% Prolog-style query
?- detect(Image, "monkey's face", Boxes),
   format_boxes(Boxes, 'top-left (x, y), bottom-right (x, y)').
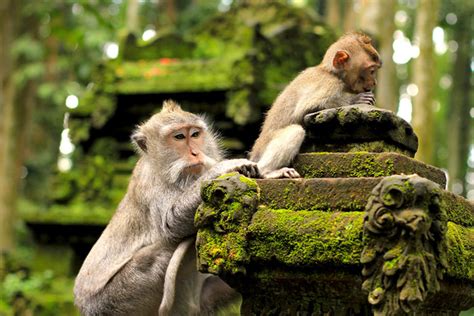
top-left (166, 125), bottom-right (207, 176)
top-left (346, 56), bottom-right (381, 94)
top-left (333, 48), bottom-right (382, 94)
top-left (353, 62), bottom-right (380, 93)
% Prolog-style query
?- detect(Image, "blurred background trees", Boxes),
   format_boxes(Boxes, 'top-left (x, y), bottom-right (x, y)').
top-left (0, 0), bottom-right (472, 314)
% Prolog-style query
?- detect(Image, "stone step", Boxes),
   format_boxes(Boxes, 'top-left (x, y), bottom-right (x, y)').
top-left (293, 152), bottom-right (446, 188)
top-left (196, 173), bottom-right (474, 314)
top-left (246, 208), bottom-right (474, 280)
top-left (256, 177), bottom-right (473, 227)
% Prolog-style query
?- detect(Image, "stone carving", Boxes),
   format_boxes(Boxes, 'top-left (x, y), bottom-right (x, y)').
top-left (303, 105), bottom-right (418, 156)
top-left (361, 175), bottom-right (448, 315)
top-left (195, 172), bottom-right (260, 276)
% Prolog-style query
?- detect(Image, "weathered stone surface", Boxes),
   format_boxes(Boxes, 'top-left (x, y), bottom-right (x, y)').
top-left (196, 172), bottom-right (259, 276)
top-left (257, 177), bottom-right (379, 212)
top-left (195, 102), bottom-right (473, 314)
top-left (361, 175), bottom-right (448, 315)
top-left (236, 270), bottom-right (474, 316)
top-left (256, 177), bottom-right (473, 227)
top-left (303, 105), bottom-right (418, 156)
top-left (293, 152), bottom-right (447, 187)
top-left (196, 174), bottom-right (474, 315)
top-left (248, 208), bottom-right (365, 266)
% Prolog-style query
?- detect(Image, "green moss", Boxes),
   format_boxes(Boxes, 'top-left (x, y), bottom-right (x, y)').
top-left (1, 270), bottom-right (77, 316)
top-left (445, 222), bottom-right (474, 280)
top-left (248, 209), bottom-right (365, 266)
top-left (293, 153), bottom-right (446, 188)
top-left (439, 192), bottom-right (474, 227)
top-left (112, 58), bottom-right (236, 94)
top-left (310, 141), bottom-right (413, 156)
top-left (196, 174), bottom-right (260, 274)
top-left (238, 175), bottom-right (258, 190)
top-left (349, 152), bottom-right (394, 177)
top-left (197, 228), bottom-right (249, 275)
top-left (257, 178), bottom-right (378, 213)
top-left (122, 32), bottom-right (196, 61)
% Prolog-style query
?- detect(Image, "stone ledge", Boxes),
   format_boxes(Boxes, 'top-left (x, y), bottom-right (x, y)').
top-left (256, 178), bottom-right (473, 227)
top-left (293, 152), bottom-right (447, 188)
top-left (244, 208), bottom-right (474, 281)
top-left (232, 267), bottom-right (474, 315)
top-left (303, 105), bottom-right (418, 156)
top-left (196, 173), bottom-right (474, 314)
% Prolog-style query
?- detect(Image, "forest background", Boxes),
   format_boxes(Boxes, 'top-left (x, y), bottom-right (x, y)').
top-left (0, 0), bottom-right (472, 314)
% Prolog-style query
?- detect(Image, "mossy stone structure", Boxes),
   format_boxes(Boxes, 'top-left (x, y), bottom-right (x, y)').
top-left (195, 105), bottom-right (474, 315)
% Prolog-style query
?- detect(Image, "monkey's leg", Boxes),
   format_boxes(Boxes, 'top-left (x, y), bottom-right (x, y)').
top-left (79, 243), bottom-right (172, 316)
top-left (200, 276), bottom-right (241, 315)
top-left (257, 124), bottom-right (305, 179)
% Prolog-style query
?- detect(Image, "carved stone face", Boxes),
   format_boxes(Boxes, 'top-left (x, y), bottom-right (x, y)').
top-left (395, 208), bottom-right (432, 235)
top-left (362, 175), bottom-right (447, 316)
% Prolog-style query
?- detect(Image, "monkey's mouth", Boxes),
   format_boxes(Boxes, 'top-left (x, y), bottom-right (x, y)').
top-left (185, 163), bottom-right (204, 174)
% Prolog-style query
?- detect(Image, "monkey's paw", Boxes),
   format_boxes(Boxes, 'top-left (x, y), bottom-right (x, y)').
top-left (352, 91), bottom-right (375, 106)
top-left (264, 167), bottom-right (300, 179)
top-left (234, 163), bottom-right (260, 178)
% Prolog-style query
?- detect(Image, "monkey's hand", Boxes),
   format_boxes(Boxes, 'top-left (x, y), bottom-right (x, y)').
top-left (212, 159), bottom-right (260, 178)
top-left (351, 91), bottom-right (375, 106)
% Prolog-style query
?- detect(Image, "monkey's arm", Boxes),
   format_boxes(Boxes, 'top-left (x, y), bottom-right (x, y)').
top-left (294, 89), bottom-right (375, 121)
top-left (292, 85), bottom-right (345, 121)
top-left (161, 159), bottom-right (259, 241)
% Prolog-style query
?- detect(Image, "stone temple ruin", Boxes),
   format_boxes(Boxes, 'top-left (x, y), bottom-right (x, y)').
top-left (195, 105), bottom-right (474, 315)
top-left (16, 2), bottom-right (472, 313)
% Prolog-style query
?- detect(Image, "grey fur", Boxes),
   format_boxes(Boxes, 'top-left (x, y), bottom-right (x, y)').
top-left (74, 101), bottom-right (257, 315)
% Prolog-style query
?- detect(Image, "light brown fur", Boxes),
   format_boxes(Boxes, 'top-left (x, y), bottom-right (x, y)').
top-left (250, 32), bottom-right (382, 178)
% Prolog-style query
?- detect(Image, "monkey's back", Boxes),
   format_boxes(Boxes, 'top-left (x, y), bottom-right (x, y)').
top-left (250, 66), bottom-right (329, 161)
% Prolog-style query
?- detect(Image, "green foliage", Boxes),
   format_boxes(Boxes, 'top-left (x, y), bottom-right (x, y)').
top-left (0, 270), bottom-right (76, 316)
top-left (49, 154), bottom-right (119, 206)
top-left (0, 248), bottom-right (77, 316)
top-left (19, 1), bottom-right (124, 203)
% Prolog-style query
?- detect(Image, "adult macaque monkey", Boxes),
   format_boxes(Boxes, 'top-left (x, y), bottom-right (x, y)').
top-left (250, 32), bottom-right (382, 178)
top-left (74, 100), bottom-right (258, 315)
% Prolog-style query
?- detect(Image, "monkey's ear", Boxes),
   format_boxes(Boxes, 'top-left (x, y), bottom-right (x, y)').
top-left (333, 50), bottom-right (350, 69)
top-left (131, 131), bottom-right (147, 153)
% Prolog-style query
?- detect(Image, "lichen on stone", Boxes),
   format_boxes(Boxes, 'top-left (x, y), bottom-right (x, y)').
top-left (196, 173), bottom-right (260, 275)
top-left (248, 208), bottom-right (365, 266)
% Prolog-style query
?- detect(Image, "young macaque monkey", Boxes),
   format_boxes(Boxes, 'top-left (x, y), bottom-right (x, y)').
top-left (250, 32), bottom-right (382, 179)
top-left (74, 100), bottom-right (258, 315)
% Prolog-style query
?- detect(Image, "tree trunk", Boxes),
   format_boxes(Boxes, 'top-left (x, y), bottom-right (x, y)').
top-left (326, 0), bottom-right (341, 30)
top-left (126, 0), bottom-right (140, 34)
top-left (358, 0), bottom-right (398, 112)
top-left (0, 0), bottom-right (37, 258)
top-left (166, 0), bottom-right (177, 25)
top-left (411, 0), bottom-right (439, 164)
top-left (447, 10), bottom-right (472, 196)
top-left (343, 0), bottom-right (356, 32)
top-left (0, 0), bottom-right (19, 254)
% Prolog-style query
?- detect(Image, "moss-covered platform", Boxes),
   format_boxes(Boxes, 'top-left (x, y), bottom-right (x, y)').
top-left (195, 106), bottom-right (474, 315)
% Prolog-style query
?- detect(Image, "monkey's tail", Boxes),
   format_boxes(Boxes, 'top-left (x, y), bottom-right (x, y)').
top-left (159, 237), bottom-right (195, 316)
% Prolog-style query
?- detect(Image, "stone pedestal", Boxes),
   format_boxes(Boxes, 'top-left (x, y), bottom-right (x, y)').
top-left (195, 106), bottom-right (474, 315)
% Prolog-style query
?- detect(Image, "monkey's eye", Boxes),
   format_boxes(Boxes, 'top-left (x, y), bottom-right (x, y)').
top-left (191, 131), bottom-right (200, 138)
top-left (174, 133), bottom-right (185, 140)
